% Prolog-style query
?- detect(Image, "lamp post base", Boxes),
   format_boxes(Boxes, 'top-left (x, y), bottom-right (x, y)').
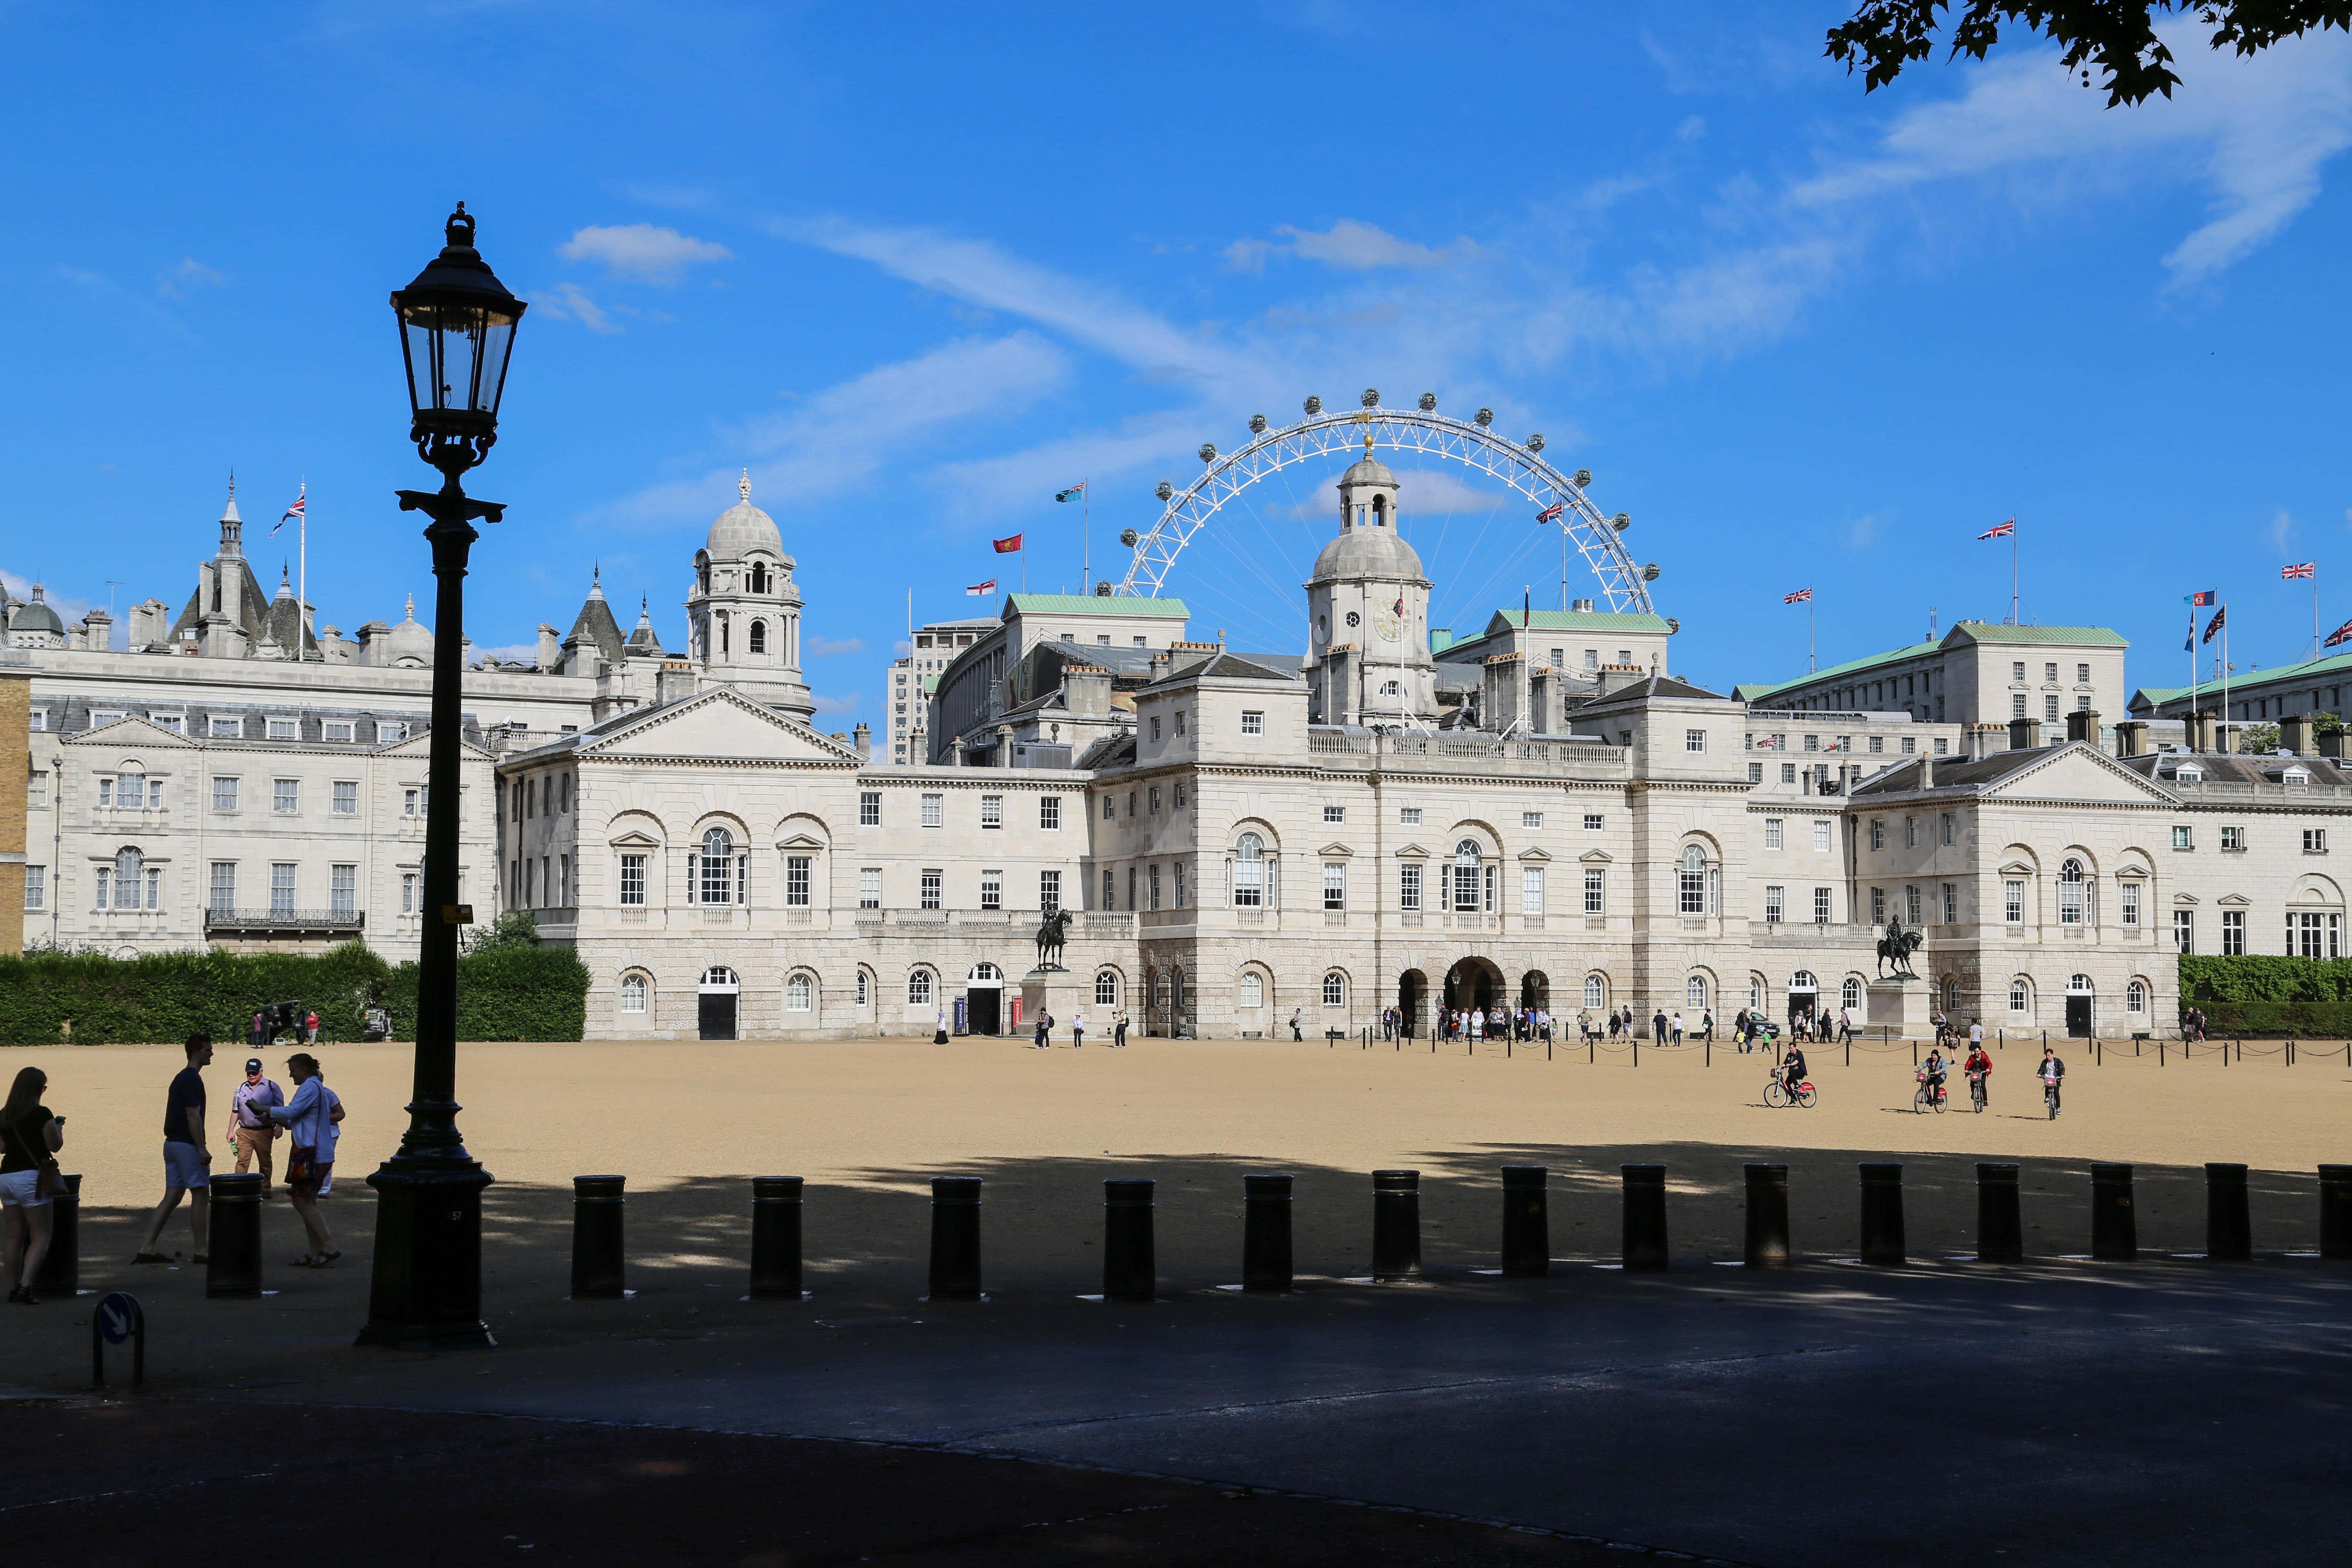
top-left (356, 1149), bottom-right (496, 1350)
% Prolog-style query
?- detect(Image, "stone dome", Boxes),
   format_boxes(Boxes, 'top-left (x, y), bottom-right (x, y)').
top-left (1339, 454), bottom-right (1397, 488)
top-left (10, 584), bottom-right (64, 635)
top-left (1312, 524), bottom-right (1425, 582)
top-left (706, 470), bottom-right (786, 563)
top-left (385, 594), bottom-right (434, 666)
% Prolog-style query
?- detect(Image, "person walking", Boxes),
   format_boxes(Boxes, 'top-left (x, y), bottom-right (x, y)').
top-left (1969, 1017), bottom-right (1985, 1053)
top-left (303, 1009), bottom-right (320, 1047)
top-left (250, 1010), bottom-right (266, 1051)
top-left (135, 1034), bottom-right (214, 1265)
top-left (227, 1058), bottom-right (284, 1195)
top-left (1669, 1011), bottom-right (1684, 1045)
top-left (1289, 1007), bottom-right (1303, 1042)
top-left (1650, 1007), bottom-right (1668, 1043)
top-left (315, 1082), bottom-right (345, 1198)
top-left (1699, 1010), bottom-right (1713, 1042)
top-left (1113, 1008), bottom-right (1129, 1048)
top-left (2, 1067), bottom-right (66, 1304)
top-left (1072, 1009), bottom-right (1087, 1048)
top-left (265, 1052), bottom-right (338, 1267)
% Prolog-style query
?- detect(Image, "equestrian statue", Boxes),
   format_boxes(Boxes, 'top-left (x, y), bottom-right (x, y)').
top-left (1033, 908), bottom-right (1074, 971)
top-left (1876, 918), bottom-right (1923, 980)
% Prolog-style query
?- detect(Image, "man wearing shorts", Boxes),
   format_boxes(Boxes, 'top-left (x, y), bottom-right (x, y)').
top-left (136, 1034), bottom-right (214, 1264)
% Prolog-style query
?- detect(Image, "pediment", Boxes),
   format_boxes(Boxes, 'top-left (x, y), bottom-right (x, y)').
top-left (1980, 744), bottom-right (2178, 805)
top-left (2173, 893), bottom-right (2198, 905)
top-left (1394, 842), bottom-right (1428, 860)
top-left (67, 715), bottom-right (196, 748)
top-left (2216, 894), bottom-right (2252, 907)
top-left (1579, 849), bottom-right (1614, 864)
top-left (1517, 847), bottom-right (1552, 862)
top-left (1998, 861), bottom-right (2038, 876)
top-left (608, 830), bottom-right (661, 849)
top-left (776, 832), bottom-right (827, 849)
top-left (1319, 842), bottom-right (1354, 858)
top-left (587, 687), bottom-right (859, 764)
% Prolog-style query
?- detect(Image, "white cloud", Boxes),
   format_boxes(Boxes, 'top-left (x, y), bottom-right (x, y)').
top-left (0, 569), bottom-right (101, 633)
top-left (811, 691), bottom-right (861, 716)
top-left (533, 283), bottom-right (619, 334)
top-left (156, 258), bottom-right (226, 300)
top-left (1225, 219), bottom-right (1478, 274)
top-left (805, 634), bottom-right (865, 657)
top-left (559, 223), bottom-right (733, 283)
top-left (2270, 508), bottom-right (2298, 555)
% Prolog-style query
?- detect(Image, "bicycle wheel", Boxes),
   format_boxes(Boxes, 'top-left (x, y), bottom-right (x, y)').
top-left (1795, 1084), bottom-right (1817, 1108)
top-left (1913, 1087), bottom-right (1928, 1114)
top-left (1972, 1084), bottom-right (1986, 1114)
top-left (1765, 1079), bottom-right (1788, 1108)
top-left (1933, 1088), bottom-right (1947, 1115)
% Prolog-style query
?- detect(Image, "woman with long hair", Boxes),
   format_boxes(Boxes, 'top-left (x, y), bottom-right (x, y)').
top-left (1, 1066), bottom-right (66, 1303)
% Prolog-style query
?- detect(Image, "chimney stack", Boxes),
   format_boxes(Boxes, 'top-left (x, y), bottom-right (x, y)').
top-left (2007, 717), bottom-right (2038, 751)
top-left (2064, 708), bottom-right (2098, 744)
top-left (537, 623), bottom-right (561, 673)
top-left (2114, 720), bottom-right (2148, 758)
top-left (852, 721), bottom-right (872, 760)
top-left (2282, 713), bottom-right (2314, 755)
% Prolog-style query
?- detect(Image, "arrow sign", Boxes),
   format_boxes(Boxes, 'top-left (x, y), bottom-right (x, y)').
top-left (96, 1292), bottom-right (138, 1344)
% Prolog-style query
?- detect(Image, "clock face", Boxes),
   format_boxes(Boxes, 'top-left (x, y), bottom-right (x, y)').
top-left (1344, 610), bottom-right (1361, 628)
top-left (1374, 608), bottom-right (1403, 641)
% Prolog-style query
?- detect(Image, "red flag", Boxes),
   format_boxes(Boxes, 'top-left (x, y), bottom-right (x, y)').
top-left (992, 534), bottom-right (1023, 553)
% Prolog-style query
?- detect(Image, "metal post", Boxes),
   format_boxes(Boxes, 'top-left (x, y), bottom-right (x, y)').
top-left (1621, 1163), bottom-right (1668, 1271)
top-left (569, 1175), bottom-right (626, 1299)
top-left (1102, 1178), bottom-right (1156, 1301)
top-left (1371, 1169), bottom-right (1422, 1281)
top-left (2205, 1163), bottom-right (2253, 1261)
top-left (31, 1172), bottom-right (80, 1296)
top-left (928, 1175), bottom-right (984, 1300)
top-left (2319, 1165), bottom-right (2352, 1261)
top-left (748, 1176), bottom-right (804, 1300)
top-left (1501, 1165), bottom-right (1549, 1276)
top-left (1744, 1162), bottom-right (1789, 1268)
top-left (2090, 1162), bottom-right (2136, 1261)
top-left (1976, 1162), bottom-right (2022, 1263)
top-left (1242, 1173), bottom-right (1294, 1292)
top-left (1859, 1162), bottom-right (1905, 1266)
top-left (206, 1173), bottom-right (265, 1299)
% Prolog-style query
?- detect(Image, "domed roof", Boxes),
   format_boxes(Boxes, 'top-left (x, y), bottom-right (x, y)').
top-left (11, 584), bottom-right (64, 635)
top-left (386, 593), bottom-right (434, 665)
top-left (1312, 524), bottom-right (1425, 582)
top-left (1339, 454), bottom-right (1397, 489)
top-left (706, 470), bottom-right (785, 562)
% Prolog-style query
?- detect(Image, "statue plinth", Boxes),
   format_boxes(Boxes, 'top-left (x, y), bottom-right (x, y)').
top-left (1865, 976), bottom-right (1932, 1032)
top-left (1020, 968), bottom-right (1087, 1040)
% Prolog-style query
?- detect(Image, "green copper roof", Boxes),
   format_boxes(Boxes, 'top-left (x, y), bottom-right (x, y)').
top-left (1006, 594), bottom-right (1190, 617)
top-left (1480, 608), bottom-right (1673, 635)
top-left (1737, 639), bottom-right (1942, 704)
top-left (1944, 622), bottom-right (2127, 648)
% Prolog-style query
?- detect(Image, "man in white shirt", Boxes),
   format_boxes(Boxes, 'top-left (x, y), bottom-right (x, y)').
top-left (1071, 1010), bottom-right (1087, 1048)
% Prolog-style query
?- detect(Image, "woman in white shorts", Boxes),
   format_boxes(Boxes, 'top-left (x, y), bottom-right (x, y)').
top-left (2, 1066), bottom-right (67, 1304)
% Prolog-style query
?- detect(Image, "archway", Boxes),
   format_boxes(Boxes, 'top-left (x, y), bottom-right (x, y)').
top-left (1443, 957), bottom-right (1505, 1018)
top-left (1397, 969), bottom-right (1428, 1039)
top-left (965, 961), bottom-right (1004, 1036)
top-left (1518, 969), bottom-right (1550, 1013)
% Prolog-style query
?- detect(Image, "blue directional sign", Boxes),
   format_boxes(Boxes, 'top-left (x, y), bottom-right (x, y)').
top-left (95, 1291), bottom-right (138, 1345)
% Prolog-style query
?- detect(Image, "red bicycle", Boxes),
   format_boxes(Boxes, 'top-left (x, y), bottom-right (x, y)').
top-left (1913, 1069), bottom-right (1948, 1115)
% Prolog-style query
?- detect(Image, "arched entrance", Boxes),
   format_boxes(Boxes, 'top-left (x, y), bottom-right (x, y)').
top-left (965, 962), bottom-right (1004, 1036)
top-left (1444, 958), bottom-right (1505, 1017)
top-left (2066, 973), bottom-right (2094, 1038)
top-left (1518, 970), bottom-right (1550, 1013)
top-left (698, 966), bottom-right (740, 1041)
top-left (1786, 970), bottom-right (1819, 1031)
top-left (1397, 969), bottom-right (1428, 1038)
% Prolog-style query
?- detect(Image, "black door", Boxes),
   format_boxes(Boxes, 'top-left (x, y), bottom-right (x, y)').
top-left (2065, 995), bottom-right (2091, 1038)
top-left (698, 992), bottom-right (737, 1041)
top-left (967, 988), bottom-right (1000, 1036)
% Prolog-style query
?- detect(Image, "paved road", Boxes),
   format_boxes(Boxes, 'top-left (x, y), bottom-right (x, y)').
top-left (192, 1258), bottom-right (2352, 1567)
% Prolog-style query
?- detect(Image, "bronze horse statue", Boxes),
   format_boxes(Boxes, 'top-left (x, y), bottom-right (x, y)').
top-left (1034, 908), bottom-right (1074, 971)
top-left (1876, 918), bottom-right (1922, 980)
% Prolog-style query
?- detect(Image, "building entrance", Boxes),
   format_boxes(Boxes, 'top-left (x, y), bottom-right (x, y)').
top-left (698, 966), bottom-right (741, 1041)
top-left (1397, 969), bottom-right (1428, 1038)
top-left (966, 963), bottom-right (1004, 1035)
top-left (1443, 959), bottom-right (1503, 1016)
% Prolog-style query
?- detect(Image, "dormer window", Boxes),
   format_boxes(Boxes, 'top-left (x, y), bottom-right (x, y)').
top-left (2175, 765), bottom-right (2203, 783)
top-left (2283, 766), bottom-right (2310, 790)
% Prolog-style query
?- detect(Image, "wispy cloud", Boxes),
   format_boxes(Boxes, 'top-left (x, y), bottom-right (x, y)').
top-left (58, 265), bottom-right (198, 342)
top-left (0, 569), bottom-right (100, 633)
top-left (533, 283), bottom-right (619, 333)
top-left (1225, 219), bottom-right (1478, 274)
top-left (805, 634), bottom-right (865, 657)
top-left (156, 258), bottom-right (226, 300)
top-left (2270, 508), bottom-right (2298, 555)
top-left (810, 691), bottom-right (861, 716)
top-left (559, 223), bottom-right (732, 283)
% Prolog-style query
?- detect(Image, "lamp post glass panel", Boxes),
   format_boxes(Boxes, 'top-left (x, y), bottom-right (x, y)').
top-left (357, 203), bottom-right (523, 1351)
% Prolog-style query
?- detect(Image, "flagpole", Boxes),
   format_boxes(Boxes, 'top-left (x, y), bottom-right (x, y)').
top-left (2188, 604), bottom-right (2198, 746)
top-left (1809, 591), bottom-right (1816, 673)
top-left (1081, 481), bottom-right (1089, 596)
top-left (2222, 607), bottom-right (2232, 750)
top-left (2314, 573), bottom-right (2321, 662)
top-left (2010, 521), bottom-right (2019, 626)
top-left (297, 479), bottom-right (309, 659)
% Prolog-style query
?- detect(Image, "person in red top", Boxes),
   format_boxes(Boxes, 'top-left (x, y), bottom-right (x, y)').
top-left (1964, 1040), bottom-right (1993, 1109)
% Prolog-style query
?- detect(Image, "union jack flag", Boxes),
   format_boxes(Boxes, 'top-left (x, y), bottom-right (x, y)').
top-left (1534, 501), bottom-right (1565, 523)
top-left (1978, 518), bottom-right (2014, 540)
top-left (270, 484), bottom-right (305, 537)
top-left (2203, 605), bottom-right (2227, 644)
top-left (2284, 562), bottom-right (2316, 579)
top-left (1784, 588), bottom-right (1813, 604)
top-left (2328, 616), bottom-right (2352, 649)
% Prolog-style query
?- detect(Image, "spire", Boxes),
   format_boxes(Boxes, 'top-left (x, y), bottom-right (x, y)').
top-left (739, 468), bottom-right (752, 503)
top-left (588, 561), bottom-right (604, 600)
top-left (219, 473), bottom-right (245, 553)
top-left (403, 592), bottom-right (416, 621)
top-left (276, 562), bottom-right (294, 598)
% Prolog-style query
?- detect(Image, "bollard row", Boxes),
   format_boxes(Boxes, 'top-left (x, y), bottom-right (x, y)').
top-left (532, 1162), bottom-right (2352, 1301)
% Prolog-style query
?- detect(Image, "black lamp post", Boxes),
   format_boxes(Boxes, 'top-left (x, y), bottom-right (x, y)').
top-left (357, 203), bottom-right (525, 1350)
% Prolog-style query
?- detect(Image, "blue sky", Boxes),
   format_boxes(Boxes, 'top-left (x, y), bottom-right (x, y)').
top-left (4, 2), bottom-right (2349, 714)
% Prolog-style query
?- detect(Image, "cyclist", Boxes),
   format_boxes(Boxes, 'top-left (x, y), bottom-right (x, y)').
top-left (1781, 1042), bottom-right (1808, 1104)
top-left (1964, 1038), bottom-right (1992, 1108)
top-left (1920, 1047), bottom-right (1948, 1109)
top-left (2038, 1045), bottom-right (2065, 1117)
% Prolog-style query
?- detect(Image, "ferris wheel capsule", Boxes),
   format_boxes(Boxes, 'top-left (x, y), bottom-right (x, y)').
top-left (1248, 413), bottom-right (1267, 434)
top-left (1120, 527), bottom-right (1139, 546)
top-left (1156, 480), bottom-right (1174, 501)
top-left (1573, 468), bottom-right (1592, 489)
top-left (1642, 562), bottom-right (1661, 581)
top-left (1360, 388), bottom-right (1379, 408)
top-left (1613, 512), bottom-right (1632, 531)
top-left (1527, 432), bottom-right (1546, 452)
top-left (1474, 407), bottom-right (1493, 427)
top-left (1198, 443), bottom-right (1217, 464)
top-left (1418, 392), bottom-right (1437, 411)
top-left (1303, 394), bottom-right (1322, 415)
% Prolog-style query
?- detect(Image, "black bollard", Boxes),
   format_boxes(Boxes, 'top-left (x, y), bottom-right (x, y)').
top-left (2321, 1165), bottom-right (2352, 1262)
top-left (1975, 1163), bottom-right (2023, 1263)
top-left (1102, 1178), bottom-right (1156, 1301)
top-left (1500, 1165), bottom-right (1549, 1277)
top-left (2089, 1162), bottom-right (2136, 1261)
top-left (570, 1174), bottom-right (627, 1299)
top-left (748, 1176), bottom-right (804, 1300)
top-left (1744, 1163), bottom-right (1789, 1269)
top-left (1371, 1169), bottom-right (1422, 1281)
top-left (928, 1175), bottom-right (984, 1300)
top-left (2205, 1163), bottom-right (2252, 1261)
top-left (1859, 1163), bottom-right (1906, 1266)
top-left (1242, 1173), bottom-right (1294, 1293)
top-left (31, 1173), bottom-right (80, 1296)
top-left (1621, 1163), bottom-right (1668, 1271)
top-left (206, 1173), bottom-right (265, 1299)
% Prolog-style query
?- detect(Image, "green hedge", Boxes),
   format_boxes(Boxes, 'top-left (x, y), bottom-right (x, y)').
top-left (0, 941), bottom-right (588, 1046)
top-left (2195, 1000), bottom-right (2352, 1036)
top-left (2178, 954), bottom-right (2352, 1004)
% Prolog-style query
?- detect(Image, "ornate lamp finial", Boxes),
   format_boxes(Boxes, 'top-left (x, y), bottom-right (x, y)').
top-left (739, 468), bottom-right (751, 502)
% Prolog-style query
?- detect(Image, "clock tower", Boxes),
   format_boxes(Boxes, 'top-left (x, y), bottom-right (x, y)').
top-left (1304, 436), bottom-right (1437, 727)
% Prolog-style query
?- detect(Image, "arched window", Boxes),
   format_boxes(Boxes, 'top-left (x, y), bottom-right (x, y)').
top-left (700, 965), bottom-right (739, 987)
top-left (1841, 976), bottom-right (1862, 1011)
top-left (1686, 975), bottom-right (1708, 1009)
top-left (1323, 971), bottom-right (1346, 1007)
top-left (1238, 971), bottom-right (1265, 1009)
top-left (748, 561), bottom-right (769, 595)
top-left (749, 619), bottom-right (767, 655)
top-left (855, 970), bottom-right (871, 1007)
top-left (1453, 840), bottom-right (1482, 913)
top-left (785, 973), bottom-right (813, 1012)
top-left (2126, 979), bottom-right (2147, 1013)
top-left (1381, 680), bottom-right (1401, 696)
top-left (1233, 832), bottom-right (1265, 906)
top-left (1790, 970), bottom-right (1817, 993)
top-left (1095, 970), bottom-right (1119, 1006)
top-left (908, 969), bottom-right (933, 1006)
top-left (2058, 859), bottom-right (2086, 924)
top-left (114, 846), bottom-right (145, 909)
top-left (971, 962), bottom-right (1001, 981)
top-left (717, 612), bottom-right (729, 657)
top-left (1750, 976), bottom-right (1765, 1011)
top-left (619, 974), bottom-right (648, 1013)
top-left (2067, 973), bottom-right (2093, 994)
top-left (1678, 845), bottom-right (1708, 915)
top-left (1584, 973), bottom-right (1606, 1009)
top-left (2009, 978), bottom-right (2031, 1013)
top-left (697, 827), bottom-right (737, 905)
